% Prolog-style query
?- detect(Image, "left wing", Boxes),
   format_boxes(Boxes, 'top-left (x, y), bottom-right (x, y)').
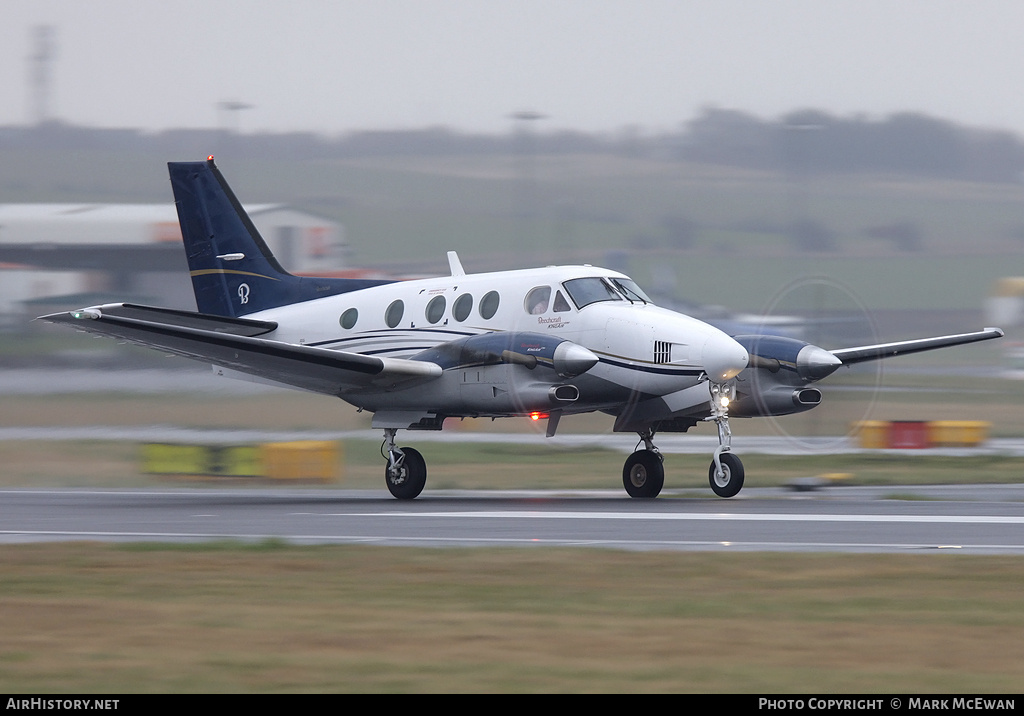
top-left (39, 303), bottom-right (442, 396)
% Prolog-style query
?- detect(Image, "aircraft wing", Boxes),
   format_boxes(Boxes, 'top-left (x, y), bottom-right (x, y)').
top-left (831, 328), bottom-right (1005, 365)
top-left (38, 303), bottom-right (442, 396)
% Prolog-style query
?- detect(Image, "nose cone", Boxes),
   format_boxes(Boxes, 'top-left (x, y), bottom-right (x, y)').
top-left (701, 332), bottom-right (749, 381)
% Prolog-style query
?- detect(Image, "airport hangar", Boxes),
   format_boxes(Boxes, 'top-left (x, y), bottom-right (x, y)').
top-left (0, 203), bottom-right (350, 326)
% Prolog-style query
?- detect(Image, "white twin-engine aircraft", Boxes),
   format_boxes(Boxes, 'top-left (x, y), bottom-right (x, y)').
top-left (42, 158), bottom-right (1004, 499)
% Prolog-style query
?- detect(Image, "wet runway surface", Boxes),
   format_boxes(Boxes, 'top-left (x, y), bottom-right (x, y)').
top-left (2, 485), bottom-right (1023, 553)
top-left (3, 369), bottom-right (1021, 553)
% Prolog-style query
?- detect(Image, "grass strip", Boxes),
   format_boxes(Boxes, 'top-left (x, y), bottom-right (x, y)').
top-left (0, 543), bottom-right (1021, 692)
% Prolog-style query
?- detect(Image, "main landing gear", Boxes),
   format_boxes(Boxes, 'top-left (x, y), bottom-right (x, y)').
top-left (620, 381), bottom-right (745, 499)
top-left (622, 429), bottom-right (665, 498)
top-left (382, 428), bottom-right (426, 500)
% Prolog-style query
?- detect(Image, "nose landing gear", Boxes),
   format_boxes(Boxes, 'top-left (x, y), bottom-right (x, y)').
top-left (709, 452), bottom-right (744, 498)
top-left (706, 381), bottom-right (744, 498)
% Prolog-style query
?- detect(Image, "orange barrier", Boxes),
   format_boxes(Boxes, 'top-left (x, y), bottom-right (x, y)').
top-left (852, 421), bottom-right (991, 449)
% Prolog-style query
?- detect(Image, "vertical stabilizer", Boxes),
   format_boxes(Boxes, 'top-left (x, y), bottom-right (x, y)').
top-left (169, 158), bottom-right (392, 317)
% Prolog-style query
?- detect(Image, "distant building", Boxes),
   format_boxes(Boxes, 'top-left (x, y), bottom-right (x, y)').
top-left (0, 203), bottom-right (346, 323)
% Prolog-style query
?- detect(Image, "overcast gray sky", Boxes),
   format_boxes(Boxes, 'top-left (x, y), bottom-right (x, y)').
top-left (4, 0), bottom-right (1024, 137)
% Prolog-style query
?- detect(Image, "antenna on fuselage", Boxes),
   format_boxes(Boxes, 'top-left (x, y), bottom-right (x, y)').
top-left (447, 251), bottom-right (466, 277)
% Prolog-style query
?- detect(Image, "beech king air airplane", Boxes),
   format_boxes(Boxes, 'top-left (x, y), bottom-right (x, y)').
top-left (42, 158), bottom-right (1004, 499)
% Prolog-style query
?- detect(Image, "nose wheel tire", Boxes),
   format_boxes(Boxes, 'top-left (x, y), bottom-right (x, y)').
top-left (709, 452), bottom-right (744, 498)
top-left (622, 450), bottom-right (665, 498)
top-left (385, 446), bottom-right (426, 500)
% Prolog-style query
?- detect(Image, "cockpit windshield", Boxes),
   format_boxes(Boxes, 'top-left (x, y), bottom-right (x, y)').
top-left (610, 277), bottom-right (653, 304)
top-left (562, 276), bottom-right (656, 309)
top-left (562, 277), bottom-right (624, 309)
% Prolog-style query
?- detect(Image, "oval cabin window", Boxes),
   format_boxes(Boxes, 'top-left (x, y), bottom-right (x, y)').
top-left (425, 295), bottom-right (446, 324)
top-left (339, 308), bottom-right (358, 329)
top-left (479, 291), bottom-right (500, 320)
top-left (453, 293), bottom-right (473, 322)
top-left (525, 286), bottom-right (551, 315)
top-left (385, 300), bottom-right (404, 328)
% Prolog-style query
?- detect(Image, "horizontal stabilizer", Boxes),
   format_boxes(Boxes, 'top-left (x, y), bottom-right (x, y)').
top-left (70, 303), bottom-right (279, 337)
top-left (39, 304), bottom-right (441, 396)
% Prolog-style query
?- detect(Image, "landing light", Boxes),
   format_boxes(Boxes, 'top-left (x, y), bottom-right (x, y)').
top-left (710, 381), bottom-right (736, 410)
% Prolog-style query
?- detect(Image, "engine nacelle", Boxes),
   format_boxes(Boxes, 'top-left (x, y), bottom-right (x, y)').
top-left (729, 382), bottom-right (822, 417)
top-left (733, 335), bottom-right (842, 384)
top-left (397, 334), bottom-right (595, 417)
top-left (474, 380), bottom-right (580, 414)
top-left (411, 331), bottom-right (598, 379)
top-left (727, 334), bottom-right (841, 417)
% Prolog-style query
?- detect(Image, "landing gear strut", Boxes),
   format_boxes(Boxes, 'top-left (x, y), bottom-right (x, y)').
top-left (382, 428), bottom-right (426, 500)
top-left (622, 428), bottom-right (664, 498)
top-left (706, 381), bottom-right (744, 498)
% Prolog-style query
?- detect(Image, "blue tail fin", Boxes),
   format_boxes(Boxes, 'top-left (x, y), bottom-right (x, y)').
top-left (169, 158), bottom-right (393, 317)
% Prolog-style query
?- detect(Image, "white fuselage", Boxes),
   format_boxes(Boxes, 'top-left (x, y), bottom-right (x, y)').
top-left (244, 264), bottom-right (748, 421)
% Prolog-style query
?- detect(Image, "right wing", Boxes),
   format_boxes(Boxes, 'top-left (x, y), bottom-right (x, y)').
top-left (39, 303), bottom-right (442, 396)
top-left (830, 328), bottom-right (1006, 364)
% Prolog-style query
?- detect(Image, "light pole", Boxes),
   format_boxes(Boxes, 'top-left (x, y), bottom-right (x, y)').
top-left (509, 110), bottom-right (547, 264)
top-left (218, 100), bottom-right (254, 135)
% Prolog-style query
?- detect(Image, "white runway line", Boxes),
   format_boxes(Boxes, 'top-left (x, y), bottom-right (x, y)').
top-left (305, 510), bottom-right (1024, 525)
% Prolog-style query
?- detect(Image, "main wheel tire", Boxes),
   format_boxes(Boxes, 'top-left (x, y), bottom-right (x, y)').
top-left (385, 446), bottom-right (426, 500)
top-left (708, 452), bottom-right (744, 498)
top-left (622, 450), bottom-right (665, 498)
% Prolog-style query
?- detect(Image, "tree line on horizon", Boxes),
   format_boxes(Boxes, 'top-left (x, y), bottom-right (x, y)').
top-left (3, 107), bottom-right (1024, 183)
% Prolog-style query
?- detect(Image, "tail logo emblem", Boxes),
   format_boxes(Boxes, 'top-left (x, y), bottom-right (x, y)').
top-left (238, 283), bottom-right (250, 305)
